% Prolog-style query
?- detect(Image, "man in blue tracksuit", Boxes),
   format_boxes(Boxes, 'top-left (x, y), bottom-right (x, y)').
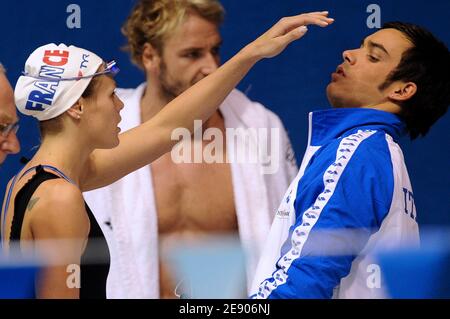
top-left (251, 22), bottom-right (449, 298)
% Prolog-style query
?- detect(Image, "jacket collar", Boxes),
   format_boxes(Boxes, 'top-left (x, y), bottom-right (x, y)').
top-left (308, 108), bottom-right (406, 146)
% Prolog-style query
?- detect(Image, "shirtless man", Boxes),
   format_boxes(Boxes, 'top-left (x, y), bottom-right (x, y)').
top-left (85, 0), bottom-right (304, 298)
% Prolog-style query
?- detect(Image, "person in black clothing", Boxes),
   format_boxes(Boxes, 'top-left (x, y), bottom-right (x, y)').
top-left (0, 12), bottom-right (334, 298)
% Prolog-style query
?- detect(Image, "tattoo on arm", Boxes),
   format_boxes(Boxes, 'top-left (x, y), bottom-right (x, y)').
top-left (27, 197), bottom-right (40, 211)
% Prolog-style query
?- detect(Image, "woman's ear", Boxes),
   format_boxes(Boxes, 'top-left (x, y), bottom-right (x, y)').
top-left (67, 100), bottom-right (84, 120)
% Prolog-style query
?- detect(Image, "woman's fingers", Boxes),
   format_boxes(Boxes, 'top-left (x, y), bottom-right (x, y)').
top-left (272, 12), bottom-right (334, 35)
top-left (245, 11), bottom-right (334, 60)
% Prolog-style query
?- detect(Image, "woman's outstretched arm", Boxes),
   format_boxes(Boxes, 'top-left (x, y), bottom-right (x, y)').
top-left (82, 12), bottom-right (334, 191)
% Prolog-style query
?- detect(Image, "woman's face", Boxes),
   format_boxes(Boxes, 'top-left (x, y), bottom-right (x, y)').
top-left (82, 74), bottom-right (124, 149)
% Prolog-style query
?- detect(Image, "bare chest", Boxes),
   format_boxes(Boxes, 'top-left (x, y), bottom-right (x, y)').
top-left (151, 151), bottom-right (237, 234)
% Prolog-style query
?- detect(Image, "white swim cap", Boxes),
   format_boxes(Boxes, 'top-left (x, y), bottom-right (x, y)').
top-left (15, 43), bottom-right (104, 121)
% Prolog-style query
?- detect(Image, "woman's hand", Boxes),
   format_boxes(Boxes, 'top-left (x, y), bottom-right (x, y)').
top-left (241, 11), bottom-right (334, 60)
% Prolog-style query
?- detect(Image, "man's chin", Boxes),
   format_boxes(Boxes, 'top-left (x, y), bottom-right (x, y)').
top-left (326, 91), bottom-right (352, 109)
top-left (326, 84), bottom-right (341, 108)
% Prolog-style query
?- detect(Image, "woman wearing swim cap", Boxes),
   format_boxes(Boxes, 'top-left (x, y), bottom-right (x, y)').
top-left (1, 12), bottom-right (333, 298)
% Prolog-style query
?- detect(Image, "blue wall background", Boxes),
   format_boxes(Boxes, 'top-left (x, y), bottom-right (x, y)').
top-left (0, 0), bottom-right (449, 227)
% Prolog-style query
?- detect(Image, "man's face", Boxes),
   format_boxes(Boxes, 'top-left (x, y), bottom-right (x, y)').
top-left (327, 28), bottom-right (413, 109)
top-left (157, 13), bottom-right (222, 100)
top-left (0, 72), bottom-right (20, 164)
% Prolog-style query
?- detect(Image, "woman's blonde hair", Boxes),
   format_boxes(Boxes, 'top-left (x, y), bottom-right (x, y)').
top-left (122, 0), bottom-right (225, 68)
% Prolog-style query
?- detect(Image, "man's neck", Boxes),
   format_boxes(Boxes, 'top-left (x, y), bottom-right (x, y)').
top-left (361, 101), bottom-right (401, 114)
top-left (140, 83), bottom-right (171, 123)
top-left (140, 82), bottom-right (224, 129)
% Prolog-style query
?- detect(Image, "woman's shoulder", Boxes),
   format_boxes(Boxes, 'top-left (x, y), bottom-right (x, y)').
top-left (35, 178), bottom-right (83, 202)
top-left (29, 179), bottom-right (90, 238)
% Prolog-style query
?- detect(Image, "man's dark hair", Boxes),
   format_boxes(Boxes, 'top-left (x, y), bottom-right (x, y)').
top-left (380, 22), bottom-right (450, 139)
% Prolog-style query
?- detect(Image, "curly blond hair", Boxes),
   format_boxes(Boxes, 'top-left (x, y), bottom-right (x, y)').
top-left (122, 0), bottom-right (225, 69)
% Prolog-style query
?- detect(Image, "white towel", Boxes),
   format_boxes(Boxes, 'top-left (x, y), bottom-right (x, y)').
top-left (84, 83), bottom-right (298, 298)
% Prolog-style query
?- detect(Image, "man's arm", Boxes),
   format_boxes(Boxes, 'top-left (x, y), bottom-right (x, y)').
top-left (80, 12), bottom-right (334, 191)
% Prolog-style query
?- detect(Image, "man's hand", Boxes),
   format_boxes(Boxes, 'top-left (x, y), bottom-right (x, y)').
top-left (242, 11), bottom-right (334, 60)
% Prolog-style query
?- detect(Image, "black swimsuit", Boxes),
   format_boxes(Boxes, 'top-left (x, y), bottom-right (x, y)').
top-left (6, 165), bottom-right (110, 299)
